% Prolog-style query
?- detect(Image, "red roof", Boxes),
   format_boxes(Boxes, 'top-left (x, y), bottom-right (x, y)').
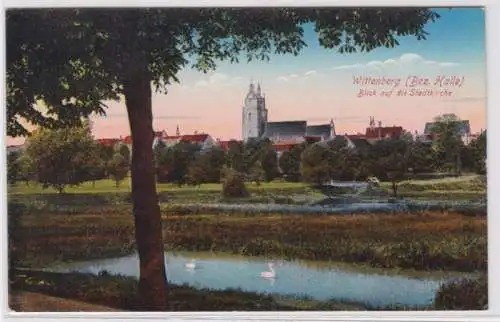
top-left (180, 134), bottom-right (209, 143)
top-left (123, 136), bottom-right (133, 144)
top-left (365, 126), bottom-right (403, 139)
top-left (96, 138), bottom-right (121, 146)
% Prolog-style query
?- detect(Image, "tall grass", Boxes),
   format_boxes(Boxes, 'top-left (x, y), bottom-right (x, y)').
top-left (433, 274), bottom-right (487, 310)
top-left (9, 199), bottom-right (486, 273)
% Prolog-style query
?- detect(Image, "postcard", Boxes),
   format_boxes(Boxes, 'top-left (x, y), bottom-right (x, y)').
top-left (6, 6), bottom-right (487, 314)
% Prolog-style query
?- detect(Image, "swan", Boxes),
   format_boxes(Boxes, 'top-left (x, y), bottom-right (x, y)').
top-left (260, 262), bottom-right (276, 278)
top-left (185, 259), bottom-right (196, 270)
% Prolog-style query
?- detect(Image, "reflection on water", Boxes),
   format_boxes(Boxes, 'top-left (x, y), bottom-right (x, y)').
top-left (48, 252), bottom-right (459, 307)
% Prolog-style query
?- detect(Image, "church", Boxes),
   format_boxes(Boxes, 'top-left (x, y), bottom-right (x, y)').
top-left (242, 82), bottom-right (336, 144)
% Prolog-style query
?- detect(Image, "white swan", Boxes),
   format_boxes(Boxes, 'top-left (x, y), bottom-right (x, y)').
top-left (185, 259), bottom-right (196, 270)
top-left (260, 262), bottom-right (276, 278)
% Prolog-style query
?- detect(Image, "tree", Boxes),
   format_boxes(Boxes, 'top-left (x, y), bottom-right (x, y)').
top-left (226, 140), bottom-right (246, 173)
top-left (248, 160), bottom-right (265, 185)
top-left (279, 143), bottom-right (307, 181)
top-left (430, 113), bottom-right (465, 175)
top-left (108, 153), bottom-right (130, 187)
top-left (118, 144), bottom-right (131, 162)
top-left (168, 141), bottom-right (200, 185)
top-left (185, 163), bottom-right (206, 186)
top-left (82, 143), bottom-right (108, 186)
top-left (260, 147), bottom-right (279, 182)
top-left (154, 144), bottom-right (174, 183)
top-left (7, 151), bottom-right (21, 185)
top-left (407, 141), bottom-right (436, 175)
top-left (300, 144), bottom-right (331, 184)
top-left (279, 151), bottom-right (295, 179)
top-left (470, 131), bottom-right (486, 174)
top-left (378, 152), bottom-right (409, 197)
top-left (222, 168), bottom-right (249, 198)
top-left (16, 152), bottom-right (36, 185)
top-left (196, 147), bottom-right (226, 183)
top-left (7, 8), bottom-right (440, 309)
top-left (23, 123), bottom-right (96, 193)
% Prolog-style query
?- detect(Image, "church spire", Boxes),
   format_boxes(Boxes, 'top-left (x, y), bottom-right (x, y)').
top-left (249, 81), bottom-right (255, 94)
top-left (256, 83), bottom-right (262, 96)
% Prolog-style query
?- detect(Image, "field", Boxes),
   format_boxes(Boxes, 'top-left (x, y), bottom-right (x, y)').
top-left (8, 175), bottom-right (488, 311)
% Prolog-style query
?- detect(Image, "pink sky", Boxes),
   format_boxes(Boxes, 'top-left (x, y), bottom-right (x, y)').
top-left (6, 53), bottom-right (487, 145)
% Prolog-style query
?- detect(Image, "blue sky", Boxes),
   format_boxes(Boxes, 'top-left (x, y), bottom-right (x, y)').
top-left (7, 7), bottom-right (487, 144)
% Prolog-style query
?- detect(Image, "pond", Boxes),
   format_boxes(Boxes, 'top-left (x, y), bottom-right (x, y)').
top-left (46, 251), bottom-right (469, 308)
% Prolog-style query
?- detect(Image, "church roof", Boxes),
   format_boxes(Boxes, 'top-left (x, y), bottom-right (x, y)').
top-left (263, 121), bottom-right (307, 139)
top-left (305, 124), bottom-right (331, 138)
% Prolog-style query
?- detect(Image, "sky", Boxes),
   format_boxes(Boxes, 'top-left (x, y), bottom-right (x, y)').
top-left (7, 7), bottom-right (487, 145)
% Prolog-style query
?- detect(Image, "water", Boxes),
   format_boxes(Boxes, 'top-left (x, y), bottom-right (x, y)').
top-left (47, 252), bottom-right (461, 308)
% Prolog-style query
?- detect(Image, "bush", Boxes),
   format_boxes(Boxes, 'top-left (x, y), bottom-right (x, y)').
top-left (433, 275), bottom-right (487, 310)
top-left (222, 169), bottom-right (249, 198)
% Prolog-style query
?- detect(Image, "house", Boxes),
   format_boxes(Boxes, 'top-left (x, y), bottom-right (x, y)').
top-left (118, 130), bottom-right (168, 151)
top-left (364, 117), bottom-right (403, 143)
top-left (179, 133), bottom-right (218, 152)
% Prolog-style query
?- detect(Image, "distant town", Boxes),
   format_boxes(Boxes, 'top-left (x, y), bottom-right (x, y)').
top-left (7, 81), bottom-right (484, 156)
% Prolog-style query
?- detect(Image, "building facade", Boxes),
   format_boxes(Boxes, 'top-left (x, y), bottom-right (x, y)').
top-left (241, 82), bottom-right (335, 144)
top-left (242, 82), bottom-right (268, 141)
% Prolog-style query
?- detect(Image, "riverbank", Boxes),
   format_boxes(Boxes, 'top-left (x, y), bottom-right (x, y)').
top-left (8, 176), bottom-right (487, 310)
top-left (9, 269), bottom-right (371, 311)
top-left (9, 268), bottom-right (487, 311)
top-left (10, 202), bottom-right (486, 272)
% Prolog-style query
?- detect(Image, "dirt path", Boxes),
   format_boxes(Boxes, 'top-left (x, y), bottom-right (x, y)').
top-left (9, 291), bottom-right (123, 312)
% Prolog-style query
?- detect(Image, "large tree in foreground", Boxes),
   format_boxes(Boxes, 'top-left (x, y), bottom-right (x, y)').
top-left (7, 8), bottom-right (440, 309)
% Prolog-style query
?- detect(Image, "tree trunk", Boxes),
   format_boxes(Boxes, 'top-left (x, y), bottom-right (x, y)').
top-left (123, 68), bottom-right (168, 311)
top-left (392, 181), bottom-right (398, 197)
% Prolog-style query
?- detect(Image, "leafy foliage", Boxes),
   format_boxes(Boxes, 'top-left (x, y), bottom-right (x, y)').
top-left (22, 122), bottom-right (97, 193)
top-left (107, 153), bottom-right (130, 187)
top-left (7, 150), bottom-right (22, 184)
top-left (433, 275), bottom-right (487, 310)
top-left (222, 168), bottom-right (249, 198)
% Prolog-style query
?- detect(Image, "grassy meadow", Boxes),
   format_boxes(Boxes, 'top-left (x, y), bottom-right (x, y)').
top-left (8, 174), bottom-right (488, 310)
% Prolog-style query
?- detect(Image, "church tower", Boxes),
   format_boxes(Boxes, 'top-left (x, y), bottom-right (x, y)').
top-left (242, 81), bottom-right (268, 141)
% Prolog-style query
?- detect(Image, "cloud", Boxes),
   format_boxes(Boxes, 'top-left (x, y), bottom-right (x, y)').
top-left (277, 74), bottom-right (299, 82)
top-left (304, 70), bottom-right (318, 76)
top-left (333, 64), bottom-right (363, 70)
top-left (332, 53), bottom-right (461, 71)
top-left (277, 70), bottom-right (319, 82)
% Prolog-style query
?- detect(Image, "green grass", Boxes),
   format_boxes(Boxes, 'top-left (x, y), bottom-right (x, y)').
top-left (8, 174), bottom-right (487, 205)
top-left (8, 179), bottom-right (307, 195)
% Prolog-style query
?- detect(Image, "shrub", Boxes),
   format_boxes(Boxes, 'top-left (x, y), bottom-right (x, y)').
top-left (433, 275), bottom-right (487, 310)
top-left (222, 169), bottom-right (249, 198)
